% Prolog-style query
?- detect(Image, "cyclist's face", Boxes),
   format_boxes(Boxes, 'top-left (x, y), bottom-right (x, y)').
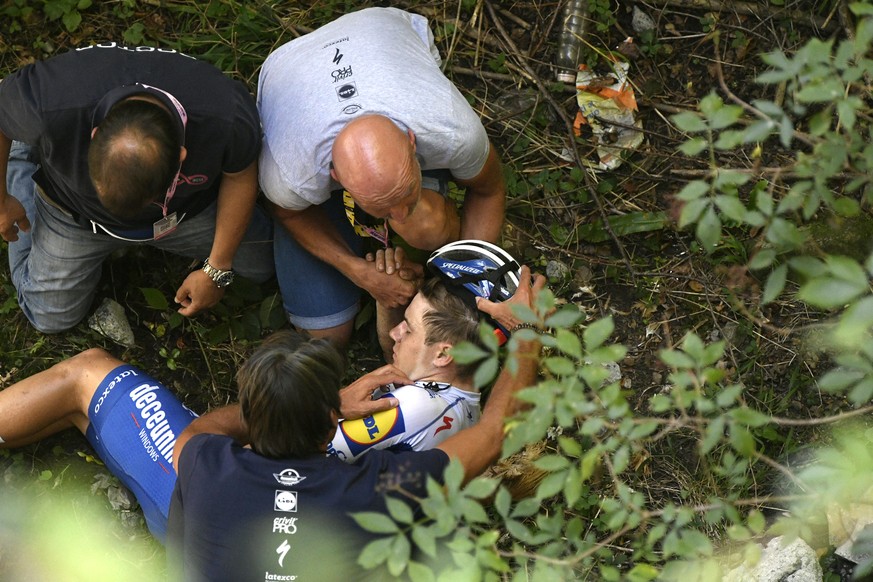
top-left (389, 293), bottom-right (443, 380)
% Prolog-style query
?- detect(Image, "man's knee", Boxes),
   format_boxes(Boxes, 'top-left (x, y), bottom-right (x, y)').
top-left (302, 320), bottom-right (355, 350)
top-left (18, 297), bottom-right (88, 334)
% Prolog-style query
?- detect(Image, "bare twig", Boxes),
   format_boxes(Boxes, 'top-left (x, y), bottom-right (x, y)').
top-left (649, 0), bottom-right (837, 32)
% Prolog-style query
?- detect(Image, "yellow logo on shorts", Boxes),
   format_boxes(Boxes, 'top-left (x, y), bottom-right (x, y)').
top-left (340, 408), bottom-right (402, 445)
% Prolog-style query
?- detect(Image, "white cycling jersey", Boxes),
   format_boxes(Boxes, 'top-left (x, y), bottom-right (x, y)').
top-left (327, 381), bottom-right (480, 462)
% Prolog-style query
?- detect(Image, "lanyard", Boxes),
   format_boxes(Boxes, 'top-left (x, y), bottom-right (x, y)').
top-left (135, 83), bottom-right (188, 218)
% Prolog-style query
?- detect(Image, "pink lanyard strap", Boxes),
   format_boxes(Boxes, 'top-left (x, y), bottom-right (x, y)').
top-left (137, 84), bottom-right (188, 217)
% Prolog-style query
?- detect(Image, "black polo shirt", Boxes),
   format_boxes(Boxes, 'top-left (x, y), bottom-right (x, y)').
top-left (0, 43), bottom-right (261, 231)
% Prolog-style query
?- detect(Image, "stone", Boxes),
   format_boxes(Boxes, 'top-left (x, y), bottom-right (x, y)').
top-left (88, 297), bottom-right (135, 347)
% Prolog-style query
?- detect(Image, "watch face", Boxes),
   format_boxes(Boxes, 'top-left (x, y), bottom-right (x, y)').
top-left (215, 271), bottom-right (234, 287)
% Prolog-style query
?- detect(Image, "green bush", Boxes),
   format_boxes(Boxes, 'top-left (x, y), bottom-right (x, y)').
top-left (352, 2), bottom-right (873, 580)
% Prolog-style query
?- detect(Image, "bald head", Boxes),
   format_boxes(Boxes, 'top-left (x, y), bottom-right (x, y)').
top-left (331, 115), bottom-right (422, 222)
top-left (89, 98), bottom-right (181, 219)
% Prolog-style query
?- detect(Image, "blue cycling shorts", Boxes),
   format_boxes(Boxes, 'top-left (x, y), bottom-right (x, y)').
top-left (85, 364), bottom-right (197, 543)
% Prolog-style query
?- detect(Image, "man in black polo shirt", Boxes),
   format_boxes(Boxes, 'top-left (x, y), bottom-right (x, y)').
top-left (0, 43), bottom-right (274, 333)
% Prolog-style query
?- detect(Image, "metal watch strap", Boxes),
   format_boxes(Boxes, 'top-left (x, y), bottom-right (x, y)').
top-left (202, 258), bottom-right (234, 288)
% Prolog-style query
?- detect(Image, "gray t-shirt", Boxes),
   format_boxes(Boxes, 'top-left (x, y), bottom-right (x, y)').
top-left (257, 7), bottom-right (491, 210)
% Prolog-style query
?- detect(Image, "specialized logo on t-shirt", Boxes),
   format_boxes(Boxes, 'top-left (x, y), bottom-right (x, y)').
top-left (433, 415), bottom-right (455, 436)
top-left (274, 490), bottom-right (298, 512)
top-left (274, 468), bottom-right (306, 486)
top-left (339, 407), bottom-right (406, 455)
top-left (276, 539), bottom-right (291, 567)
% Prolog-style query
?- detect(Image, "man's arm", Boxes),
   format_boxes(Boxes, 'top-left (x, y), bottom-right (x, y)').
top-left (174, 160), bottom-right (260, 316)
top-left (388, 188), bottom-right (460, 251)
top-left (436, 265), bottom-right (545, 483)
top-left (454, 144), bottom-right (506, 243)
top-left (272, 202), bottom-right (419, 309)
top-left (0, 131), bottom-right (31, 242)
top-left (338, 364), bottom-right (407, 419)
top-left (172, 404), bottom-right (246, 472)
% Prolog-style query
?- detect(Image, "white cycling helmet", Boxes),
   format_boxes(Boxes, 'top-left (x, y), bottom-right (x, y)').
top-left (426, 240), bottom-right (521, 343)
top-left (426, 240), bottom-right (521, 302)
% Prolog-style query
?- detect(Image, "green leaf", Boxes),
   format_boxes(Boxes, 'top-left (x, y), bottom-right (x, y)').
top-left (729, 423), bottom-right (756, 456)
top-left (451, 341), bottom-right (489, 364)
top-left (140, 287), bottom-right (169, 310)
top-left (679, 137), bottom-right (708, 156)
top-left (679, 198), bottom-right (709, 229)
top-left (797, 278), bottom-right (867, 309)
top-left (749, 249), bottom-right (777, 270)
top-left (407, 560), bottom-right (436, 582)
top-left (628, 420), bottom-right (660, 440)
top-left (730, 407), bottom-right (771, 427)
top-left (700, 416), bottom-right (726, 455)
top-left (849, 378), bottom-right (873, 405)
top-left (714, 195), bottom-right (747, 222)
top-left (555, 328), bottom-right (582, 358)
top-left (797, 79), bottom-right (845, 102)
top-left (386, 496), bottom-right (414, 524)
top-left (583, 316), bottom-right (614, 350)
top-left (358, 535), bottom-right (395, 568)
top-left (544, 306), bottom-right (583, 328)
top-left (464, 477), bottom-right (499, 499)
top-left (762, 264), bottom-right (788, 304)
top-left (659, 349), bottom-right (695, 369)
top-left (387, 534), bottom-right (411, 577)
top-left (627, 563), bottom-right (660, 582)
top-left (696, 206), bottom-right (722, 252)
top-left (473, 356), bottom-right (499, 389)
top-left (742, 119), bottom-right (775, 143)
top-left (573, 211), bottom-right (667, 243)
top-left (351, 512), bottom-right (401, 534)
top-left (709, 104), bottom-right (743, 129)
top-left (672, 111), bottom-right (708, 132)
top-left (62, 10), bottom-right (82, 32)
top-left (534, 454), bottom-right (571, 472)
top-left (494, 487), bottom-right (511, 518)
top-left (851, 2), bottom-right (873, 15)
top-left (827, 255), bottom-right (868, 286)
top-left (833, 197), bottom-right (860, 217)
top-left (714, 129), bottom-right (745, 149)
top-left (545, 356), bottom-right (576, 376)
top-left (411, 526), bottom-right (438, 558)
top-left (676, 180), bottom-right (710, 202)
top-left (818, 367), bottom-right (866, 392)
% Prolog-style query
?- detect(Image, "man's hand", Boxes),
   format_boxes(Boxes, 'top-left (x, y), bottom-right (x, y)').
top-left (174, 269), bottom-right (225, 316)
top-left (476, 265), bottom-right (546, 331)
top-left (365, 247), bottom-right (424, 280)
top-left (339, 364), bottom-right (410, 420)
top-left (354, 256), bottom-right (421, 308)
top-left (0, 194), bottom-right (30, 242)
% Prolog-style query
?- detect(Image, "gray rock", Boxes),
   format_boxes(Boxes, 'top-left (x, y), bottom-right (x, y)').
top-left (88, 298), bottom-right (135, 347)
top-left (724, 536), bottom-right (822, 582)
top-left (632, 6), bottom-right (656, 34)
top-left (546, 259), bottom-right (570, 282)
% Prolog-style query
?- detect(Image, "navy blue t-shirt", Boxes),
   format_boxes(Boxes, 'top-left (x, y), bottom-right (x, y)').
top-left (167, 433), bottom-right (449, 581)
top-left (0, 43), bottom-right (260, 230)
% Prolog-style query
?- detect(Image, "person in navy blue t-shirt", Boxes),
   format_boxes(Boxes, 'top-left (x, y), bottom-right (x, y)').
top-left (0, 43), bottom-right (274, 334)
top-left (166, 264), bottom-right (543, 580)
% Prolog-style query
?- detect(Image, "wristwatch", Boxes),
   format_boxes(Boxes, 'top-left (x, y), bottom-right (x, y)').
top-left (201, 258), bottom-right (235, 288)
